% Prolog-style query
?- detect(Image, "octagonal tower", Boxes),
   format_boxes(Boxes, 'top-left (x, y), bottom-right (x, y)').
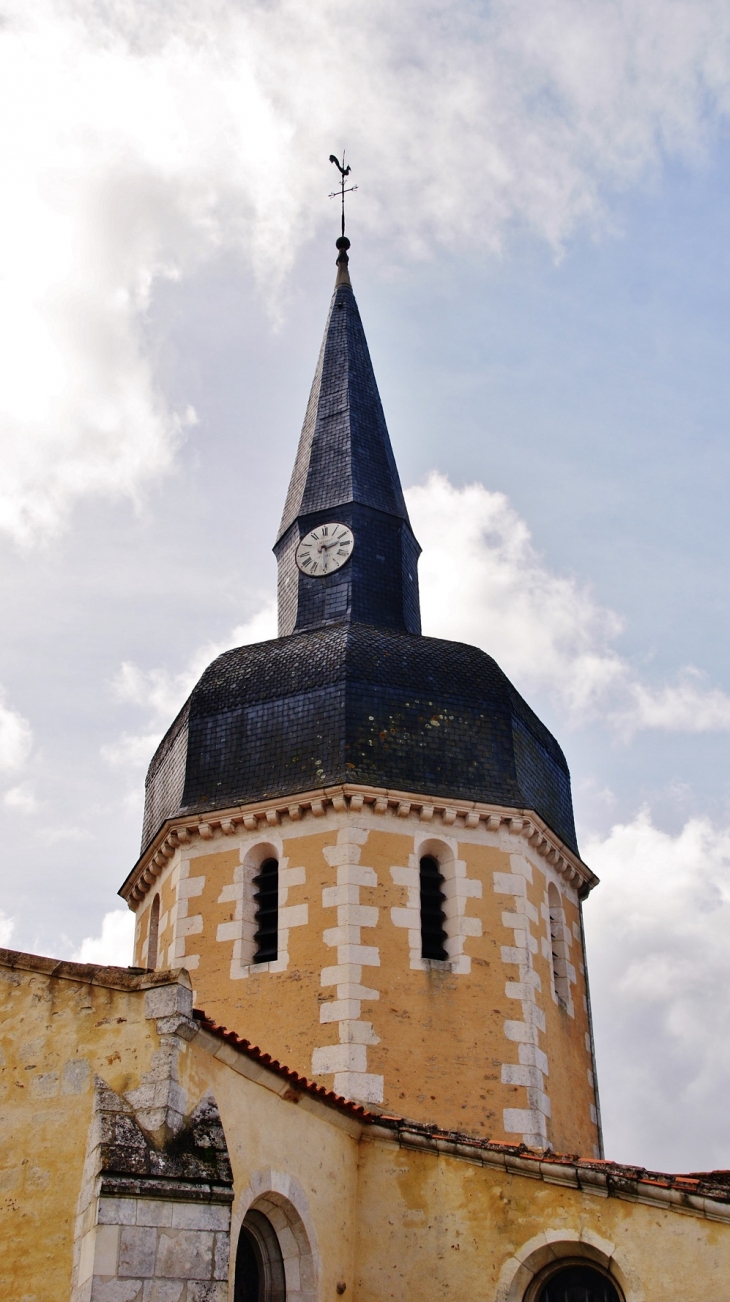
top-left (121, 237), bottom-right (602, 1157)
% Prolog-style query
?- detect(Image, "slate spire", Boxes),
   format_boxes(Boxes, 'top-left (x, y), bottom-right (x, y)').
top-left (274, 238), bottom-right (421, 636)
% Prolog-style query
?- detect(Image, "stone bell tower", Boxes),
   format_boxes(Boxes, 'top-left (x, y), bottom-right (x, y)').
top-left (121, 236), bottom-right (603, 1158)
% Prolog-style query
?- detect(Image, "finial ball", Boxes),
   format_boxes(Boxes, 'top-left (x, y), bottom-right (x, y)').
top-left (336, 236), bottom-right (351, 251)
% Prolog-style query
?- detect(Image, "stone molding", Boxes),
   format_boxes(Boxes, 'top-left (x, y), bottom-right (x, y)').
top-left (0, 944), bottom-right (191, 993)
top-left (364, 1121), bottom-right (730, 1226)
top-left (121, 784), bottom-right (597, 909)
top-left (231, 1170), bottom-right (321, 1302)
top-left (495, 1229), bottom-right (641, 1302)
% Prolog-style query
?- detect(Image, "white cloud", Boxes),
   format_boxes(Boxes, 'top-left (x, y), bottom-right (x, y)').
top-left (73, 908), bottom-right (135, 967)
top-left (103, 476), bottom-right (730, 751)
top-left (0, 910), bottom-right (15, 948)
top-left (3, 784), bottom-right (39, 814)
top-left (2, 0), bottom-right (730, 542)
top-left (0, 690), bottom-right (33, 771)
top-left (407, 473), bottom-right (730, 735)
top-left (104, 599), bottom-right (277, 769)
top-left (37, 825), bottom-right (94, 845)
top-left (583, 809), bottom-right (730, 1170)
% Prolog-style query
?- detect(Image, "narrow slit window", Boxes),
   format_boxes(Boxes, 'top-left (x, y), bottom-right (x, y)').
top-left (420, 855), bottom-right (448, 961)
top-left (548, 882), bottom-right (569, 1006)
top-left (253, 858), bottom-right (279, 963)
top-left (147, 893), bottom-right (160, 970)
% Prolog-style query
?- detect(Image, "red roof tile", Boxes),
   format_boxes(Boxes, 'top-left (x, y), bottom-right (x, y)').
top-left (194, 1008), bottom-right (730, 1208)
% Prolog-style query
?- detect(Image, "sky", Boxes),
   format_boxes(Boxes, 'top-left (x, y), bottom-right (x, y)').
top-left (1, 0), bottom-right (730, 1174)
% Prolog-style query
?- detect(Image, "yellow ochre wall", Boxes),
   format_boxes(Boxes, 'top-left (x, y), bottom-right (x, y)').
top-left (2, 954), bottom-right (726, 1302)
top-left (354, 1133), bottom-right (730, 1302)
top-left (0, 954), bottom-right (362, 1302)
top-left (130, 801), bottom-right (600, 1155)
top-left (0, 956), bottom-right (161, 1301)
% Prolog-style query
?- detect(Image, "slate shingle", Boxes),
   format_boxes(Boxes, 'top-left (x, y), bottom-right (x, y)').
top-left (140, 257), bottom-right (580, 860)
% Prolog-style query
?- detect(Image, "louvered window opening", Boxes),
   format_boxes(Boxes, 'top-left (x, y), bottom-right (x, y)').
top-left (548, 882), bottom-right (569, 1007)
top-left (420, 855), bottom-right (448, 961)
top-left (147, 893), bottom-right (160, 971)
top-left (253, 858), bottom-right (279, 963)
top-left (537, 1265), bottom-right (621, 1302)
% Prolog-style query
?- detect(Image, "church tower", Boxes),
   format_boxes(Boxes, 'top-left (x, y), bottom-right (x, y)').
top-left (121, 236), bottom-right (602, 1157)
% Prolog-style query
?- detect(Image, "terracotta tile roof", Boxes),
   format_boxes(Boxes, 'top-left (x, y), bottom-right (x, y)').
top-left (369, 1115), bottom-right (730, 1206)
top-left (194, 1008), bottom-right (730, 1215)
top-left (193, 1011), bottom-right (375, 1121)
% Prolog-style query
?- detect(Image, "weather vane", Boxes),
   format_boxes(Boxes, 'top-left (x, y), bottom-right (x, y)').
top-left (329, 152), bottom-right (358, 237)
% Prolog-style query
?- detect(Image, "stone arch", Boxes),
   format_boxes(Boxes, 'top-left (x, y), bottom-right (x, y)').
top-left (230, 1170), bottom-right (320, 1302)
top-left (495, 1230), bottom-right (643, 1302)
top-left (414, 834), bottom-right (457, 870)
top-left (243, 839), bottom-right (282, 872)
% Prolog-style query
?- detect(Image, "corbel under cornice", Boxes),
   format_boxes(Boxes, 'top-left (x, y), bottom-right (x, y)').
top-left (119, 784), bottom-right (597, 910)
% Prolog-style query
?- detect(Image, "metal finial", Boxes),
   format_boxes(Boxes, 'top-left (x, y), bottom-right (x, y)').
top-left (329, 151), bottom-right (358, 239)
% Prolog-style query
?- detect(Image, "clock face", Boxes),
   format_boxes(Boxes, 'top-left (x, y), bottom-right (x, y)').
top-left (295, 523), bottom-right (354, 577)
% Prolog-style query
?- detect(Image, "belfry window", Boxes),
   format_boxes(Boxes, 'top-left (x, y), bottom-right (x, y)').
top-left (253, 858), bottom-right (279, 963)
top-left (420, 855), bottom-right (448, 961)
top-left (533, 1263), bottom-right (621, 1302)
top-left (234, 1209), bottom-right (286, 1302)
top-left (147, 893), bottom-right (160, 970)
top-left (548, 882), bottom-right (569, 1006)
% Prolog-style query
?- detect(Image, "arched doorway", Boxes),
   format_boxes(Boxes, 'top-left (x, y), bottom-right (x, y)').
top-left (234, 1208), bottom-right (286, 1302)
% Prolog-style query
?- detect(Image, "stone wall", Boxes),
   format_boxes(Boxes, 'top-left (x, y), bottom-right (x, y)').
top-left (2, 946), bottom-right (730, 1302)
top-left (129, 797), bottom-right (600, 1153)
top-left (81, 1194), bottom-right (230, 1302)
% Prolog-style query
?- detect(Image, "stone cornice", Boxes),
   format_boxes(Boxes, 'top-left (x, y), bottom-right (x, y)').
top-left (119, 784), bottom-right (597, 908)
top-left (0, 946), bottom-right (192, 993)
top-left (365, 1120), bottom-right (730, 1224)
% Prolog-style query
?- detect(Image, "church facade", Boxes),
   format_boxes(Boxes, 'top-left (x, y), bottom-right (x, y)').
top-left (1, 235), bottom-right (728, 1301)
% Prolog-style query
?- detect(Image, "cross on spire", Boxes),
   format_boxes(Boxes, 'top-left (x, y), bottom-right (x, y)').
top-left (329, 151), bottom-right (358, 237)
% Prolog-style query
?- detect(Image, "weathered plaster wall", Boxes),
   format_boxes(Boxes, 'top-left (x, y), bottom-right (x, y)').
top-left (0, 952), bottom-right (361, 1302)
top-left (2, 951), bottom-right (730, 1302)
top-left (131, 802), bottom-right (598, 1153)
top-left (354, 1134), bottom-right (730, 1302)
top-left (185, 1030), bottom-right (360, 1302)
top-left (0, 955), bottom-right (161, 1301)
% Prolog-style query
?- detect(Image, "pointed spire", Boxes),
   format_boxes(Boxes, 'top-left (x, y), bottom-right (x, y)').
top-left (274, 238), bottom-right (421, 637)
top-left (277, 238), bottom-right (411, 539)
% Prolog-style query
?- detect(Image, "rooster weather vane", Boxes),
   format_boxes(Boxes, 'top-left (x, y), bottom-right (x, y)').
top-left (329, 152), bottom-right (358, 237)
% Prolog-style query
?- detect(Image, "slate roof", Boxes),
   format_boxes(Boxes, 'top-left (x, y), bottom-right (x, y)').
top-left (274, 270), bottom-right (421, 637)
top-left (277, 279), bottom-right (410, 540)
top-left (140, 622), bottom-right (578, 855)
top-left (138, 245), bottom-right (580, 859)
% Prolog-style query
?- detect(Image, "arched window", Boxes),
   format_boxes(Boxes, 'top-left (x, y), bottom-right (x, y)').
top-left (548, 882), bottom-right (569, 1007)
top-left (534, 1263), bottom-right (621, 1302)
top-left (147, 893), bottom-right (160, 970)
top-left (420, 855), bottom-right (448, 961)
top-left (235, 1209), bottom-right (286, 1302)
top-left (253, 858), bottom-right (279, 963)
